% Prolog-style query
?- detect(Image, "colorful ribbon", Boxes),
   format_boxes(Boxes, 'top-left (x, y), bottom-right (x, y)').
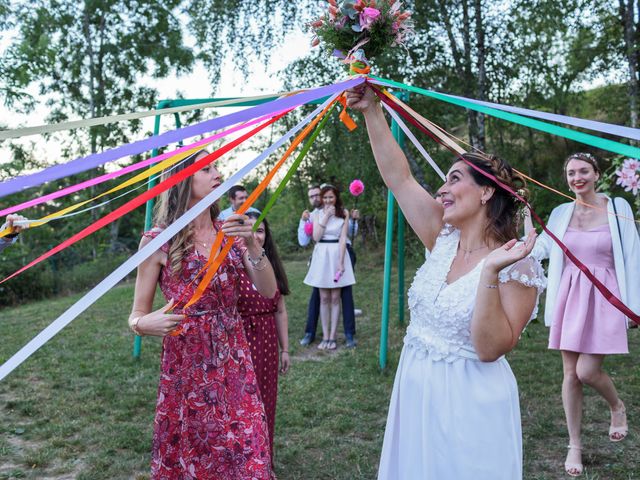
top-left (375, 86), bottom-right (640, 324)
top-left (0, 114), bottom-right (284, 284)
top-left (369, 76), bottom-right (640, 160)
top-left (0, 110), bottom-right (287, 217)
top-left (177, 97), bottom-right (339, 314)
top-left (0, 94), bottom-right (338, 382)
top-left (0, 77), bottom-right (365, 199)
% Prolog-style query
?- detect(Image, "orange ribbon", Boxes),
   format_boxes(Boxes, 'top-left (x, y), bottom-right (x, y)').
top-left (338, 94), bottom-right (357, 131)
top-left (169, 99), bottom-right (338, 334)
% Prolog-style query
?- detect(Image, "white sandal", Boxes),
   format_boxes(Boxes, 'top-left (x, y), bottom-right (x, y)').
top-left (564, 445), bottom-right (583, 477)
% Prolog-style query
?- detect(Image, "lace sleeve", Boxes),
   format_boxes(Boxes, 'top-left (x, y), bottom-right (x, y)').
top-left (499, 255), bottom-right (547, 321)
top-left (498, 255), bottom-right (547, 294)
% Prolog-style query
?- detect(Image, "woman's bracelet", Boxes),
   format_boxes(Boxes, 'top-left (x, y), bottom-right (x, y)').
top-left (280, 350), bottom-right (289, 354)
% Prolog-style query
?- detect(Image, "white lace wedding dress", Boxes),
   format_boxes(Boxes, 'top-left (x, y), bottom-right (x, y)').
top-left (378, 227), bottom-right (546, 480)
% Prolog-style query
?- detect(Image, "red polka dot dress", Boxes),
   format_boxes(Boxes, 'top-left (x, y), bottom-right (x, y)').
top-left (236, 267), bottom-right (281, 460)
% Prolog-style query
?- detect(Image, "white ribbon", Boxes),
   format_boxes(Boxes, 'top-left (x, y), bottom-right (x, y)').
top-left (0, 91), bottom-right (303, 140)
top-left (381, 102), bottom-right (446, 181)
top-left (0, 93), bottom-right (338, 382)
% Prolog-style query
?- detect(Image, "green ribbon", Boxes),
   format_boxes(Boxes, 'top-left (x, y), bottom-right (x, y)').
top-left (253, 103), bottom-right (337, 229)
top-left (370, 75), bottom-right (640, 159)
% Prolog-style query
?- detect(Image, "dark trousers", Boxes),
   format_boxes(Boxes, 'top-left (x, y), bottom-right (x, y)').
top-left (304, 244), bottom-right (356, 338)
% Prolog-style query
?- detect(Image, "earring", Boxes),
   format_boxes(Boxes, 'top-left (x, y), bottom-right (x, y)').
top-left (481, 199), bottom-right (486, 205)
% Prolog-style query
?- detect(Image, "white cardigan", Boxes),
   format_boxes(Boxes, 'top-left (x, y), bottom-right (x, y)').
top-left (531, 196), bottom-right (640, 326)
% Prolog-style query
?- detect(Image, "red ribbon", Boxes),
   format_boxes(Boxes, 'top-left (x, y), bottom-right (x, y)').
top-left (0, 113), bottom-right (285, 285)
top-left (373, 85), bottom-right (640, 325)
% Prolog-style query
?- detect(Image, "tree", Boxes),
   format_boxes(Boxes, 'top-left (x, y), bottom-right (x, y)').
top-left (1, 0), bottom-right (195, 253)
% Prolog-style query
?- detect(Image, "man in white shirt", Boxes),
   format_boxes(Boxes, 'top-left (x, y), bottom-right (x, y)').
top-left (0, 214), bottom-right (27, 253)
top-left (298, 184), bottom-right (360, 348)
top-left (218, 185), bottom-right (260, 220)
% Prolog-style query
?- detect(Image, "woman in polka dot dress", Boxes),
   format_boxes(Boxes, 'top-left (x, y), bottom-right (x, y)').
top-left (237, 212), bottom-right (291, 460)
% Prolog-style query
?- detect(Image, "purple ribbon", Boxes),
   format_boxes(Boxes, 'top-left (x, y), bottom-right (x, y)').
top-left (0, 77), bottom-right (365, 199)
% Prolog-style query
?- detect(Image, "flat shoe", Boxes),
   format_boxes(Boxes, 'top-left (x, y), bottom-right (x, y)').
top-left (565, 445), bottom-right (583, 477)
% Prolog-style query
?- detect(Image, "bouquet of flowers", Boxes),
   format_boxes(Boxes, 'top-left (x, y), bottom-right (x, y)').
top-left (310, 0), bottom-right (413, 70)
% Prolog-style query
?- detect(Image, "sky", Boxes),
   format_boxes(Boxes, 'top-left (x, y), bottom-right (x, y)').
top-left (0, 26), bottom-right (313, 182)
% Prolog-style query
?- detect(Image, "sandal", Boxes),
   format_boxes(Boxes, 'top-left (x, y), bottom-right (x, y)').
top-left (564, 445), bottom-right (583, 477)
top-left (326, 339), bottom-right (337, 350)
top-left (317, 339), bottom-right (328, 350)
top-left (609, 401), bottom-right (628, 442)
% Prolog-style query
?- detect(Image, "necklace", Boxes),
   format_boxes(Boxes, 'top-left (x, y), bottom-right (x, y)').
top-left (459, 244), bottom-right (488, 263)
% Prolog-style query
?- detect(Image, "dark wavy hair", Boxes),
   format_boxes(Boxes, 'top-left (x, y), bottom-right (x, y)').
top-left (461, 152), bottom-right (528, 245)
top-left (320, 185), bottom-right (346, 219)
top-left (245, 212), bottom-right (290, 295)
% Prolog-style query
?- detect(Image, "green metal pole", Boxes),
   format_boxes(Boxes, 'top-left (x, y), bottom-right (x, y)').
top-left (379, 189), bottom-right (395, 370)
top-left (379, 92), bottom-right (408, 369)
top-left (394, 93), bottom-right (407, 325)
top-left (133, 101), bottom-right (171, 358)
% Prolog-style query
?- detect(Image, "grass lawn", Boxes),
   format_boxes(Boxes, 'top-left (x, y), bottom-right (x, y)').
top-left (1, 249), bottom-right (639, 479)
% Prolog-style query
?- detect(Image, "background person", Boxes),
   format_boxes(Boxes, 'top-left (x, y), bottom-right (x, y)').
top-left (303, 185), bottom-right (356, 350)
top-left (0, 214), bottom-right (28, 253)
top-left (238, 211), bottom-right (291, 462)
top-left (218, 184), bottom-right (260, 220)
top-left (299, 185), bottom-right (359, 348)
top-left (526, 152), bottom-right (640, 477)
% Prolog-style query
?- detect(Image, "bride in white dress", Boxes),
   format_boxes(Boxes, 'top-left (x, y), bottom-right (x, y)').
top-left (347, 86), bottom-right (546, 480)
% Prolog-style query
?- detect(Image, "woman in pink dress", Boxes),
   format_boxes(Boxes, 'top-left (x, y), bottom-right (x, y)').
top-left (237, 212), bottom-right (290, 461)
top-left (128, 150), bottom-right (277, 480)
top-left (528, 152), bottom-right (640, 476)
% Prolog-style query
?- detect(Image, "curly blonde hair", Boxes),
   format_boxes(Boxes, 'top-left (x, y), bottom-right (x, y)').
top-left (153, 150), bottom-right (220, 276)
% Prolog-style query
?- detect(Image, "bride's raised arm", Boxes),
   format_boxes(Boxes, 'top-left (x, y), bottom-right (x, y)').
top-left (346, 86), bottom-right (444, 251)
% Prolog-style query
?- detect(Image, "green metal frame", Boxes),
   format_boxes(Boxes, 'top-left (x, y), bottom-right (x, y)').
top-left (379, 91), bottom-right (408, 370)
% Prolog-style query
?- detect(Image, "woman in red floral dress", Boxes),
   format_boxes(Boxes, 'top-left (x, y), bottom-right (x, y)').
top-left (237, 212), bottom-right (291, 460)
top-left (128, 150), bottom-right (277, 480)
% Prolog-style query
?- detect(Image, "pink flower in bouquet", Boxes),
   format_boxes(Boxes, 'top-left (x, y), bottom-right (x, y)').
top-left (623, 158), bottom-right (640, 172)
top-left (359, 7), bottom-right (381, 30)
top-left (349, 179), bottom-right (365, 196)
top-left (626, 175), bottom-right (640, 195)
top-left (304, 221), bottom-right (313, 237)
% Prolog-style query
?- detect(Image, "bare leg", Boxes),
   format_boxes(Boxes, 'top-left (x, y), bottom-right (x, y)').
top-left (329, 288), bottom-right (341, 341)
top-left (319, 289), bottom-right (331, 348)
top-left (576, 353), bottom-right (627, 440)
top-left (561, 351), bottom-right (583, 474)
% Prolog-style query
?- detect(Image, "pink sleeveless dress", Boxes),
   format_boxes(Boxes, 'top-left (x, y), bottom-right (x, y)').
top-left (548, 225), bottom-right (628, 354)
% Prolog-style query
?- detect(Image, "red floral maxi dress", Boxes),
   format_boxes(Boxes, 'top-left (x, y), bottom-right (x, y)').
top-left (143, 228), bottom-right (274, 480)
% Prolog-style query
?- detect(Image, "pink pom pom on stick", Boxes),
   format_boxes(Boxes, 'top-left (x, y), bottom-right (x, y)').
top-left (349, 179), bottom-right (365, 196)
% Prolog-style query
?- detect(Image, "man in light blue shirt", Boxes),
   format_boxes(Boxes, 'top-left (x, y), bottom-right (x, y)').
top-left (0, 214), bottom-right (27, 253)
top-left (218, 185), bottom-right (260, 220)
